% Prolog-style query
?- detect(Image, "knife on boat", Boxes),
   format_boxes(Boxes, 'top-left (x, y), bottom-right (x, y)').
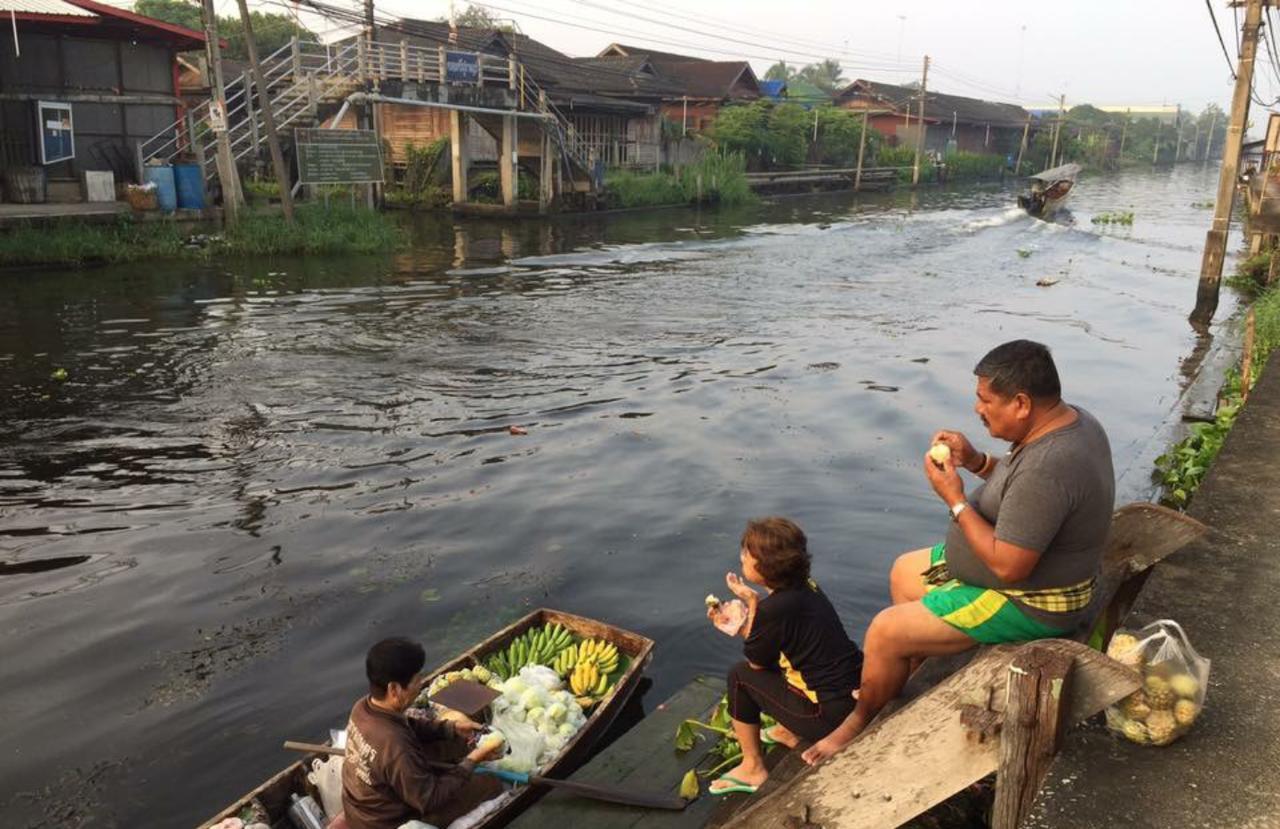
top-left (283, 741), bottom-right (689, 810)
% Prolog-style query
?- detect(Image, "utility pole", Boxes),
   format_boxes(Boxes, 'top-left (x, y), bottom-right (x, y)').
top-left (365, 0), bottom-right (375, 42)
top-left (1203, 110), bottom-right (1218, 168)
top-left (1048, 93), bottom-right (1065, 168)
top-left (1152, 118), bottom-right (1162, 165)
top-left (1192, 118), bottom-right (1202, 163)
top-left (912, 54), bottom-right (929, 187)
top-left (1118, 109), bottom-right (1130, 160)
top-left (236, 0), bottom-right (294, 222)
top-left (1014, 114), bottom-right (1030, 175)
top-left (1193, 0), bottom-right (1265, 326)
top-left (854, 107), bottom-right (869, 190)
top-left (200, 0), bottom-right (242, 223)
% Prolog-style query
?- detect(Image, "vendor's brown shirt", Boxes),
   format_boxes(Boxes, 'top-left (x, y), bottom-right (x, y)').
top-left (341, 697), bottom-right (470, 829)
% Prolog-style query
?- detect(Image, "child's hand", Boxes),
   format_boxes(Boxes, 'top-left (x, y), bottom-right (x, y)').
top-left (725, 572), bottom-right (759, 603)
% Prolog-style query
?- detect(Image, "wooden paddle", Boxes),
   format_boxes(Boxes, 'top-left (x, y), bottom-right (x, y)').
top-left (283, 741), bottom-right (689, 811)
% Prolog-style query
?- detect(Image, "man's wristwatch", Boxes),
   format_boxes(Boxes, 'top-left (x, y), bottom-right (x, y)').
top-left (949, 501), bottom-right (968, 522)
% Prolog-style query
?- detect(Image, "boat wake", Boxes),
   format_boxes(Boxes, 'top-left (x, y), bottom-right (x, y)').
top-left (962, 207), bottom-right (1028, 231)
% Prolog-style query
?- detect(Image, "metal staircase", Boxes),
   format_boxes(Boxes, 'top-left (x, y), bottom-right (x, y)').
top-left (138, 35), bottom-right (595, 191)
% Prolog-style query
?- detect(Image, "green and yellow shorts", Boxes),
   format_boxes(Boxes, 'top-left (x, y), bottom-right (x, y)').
top-left (919, 543), bottom-right (1078, 645)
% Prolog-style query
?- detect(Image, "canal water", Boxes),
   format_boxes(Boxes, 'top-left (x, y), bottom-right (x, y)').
top-left (0, 166), bottom-right (1236, 826)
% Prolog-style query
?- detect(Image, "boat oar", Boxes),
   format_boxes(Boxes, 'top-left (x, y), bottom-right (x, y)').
top-left (283, 741), bottom-right (688, 811)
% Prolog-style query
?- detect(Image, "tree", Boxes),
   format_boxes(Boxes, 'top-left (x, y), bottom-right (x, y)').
top-left (135, 0), bottom-right (316, 62)
top-left (440, 4), bottom-right (514, 32)
top-left (798, 58), bottom-right (845, 94)
top-left (813, 106), bottom-right (879, 166)
top-left (764, 61), bottom-right (800, 83)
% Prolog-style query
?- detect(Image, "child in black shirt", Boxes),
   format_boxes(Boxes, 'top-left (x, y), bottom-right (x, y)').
top-left (707, 517), bottom-right (863, 795)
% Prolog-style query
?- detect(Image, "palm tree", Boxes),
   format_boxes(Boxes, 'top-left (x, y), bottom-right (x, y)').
top-left (764, 61), bottom-right (801, 83)
top-left (799, 59), bottom-right (846, 93)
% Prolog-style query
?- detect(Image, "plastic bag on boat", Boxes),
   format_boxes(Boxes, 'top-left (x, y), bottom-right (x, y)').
top-left (517, 665), bottom-right (563, 693)
top-left (485, 713), bottom-right (544, 775)
top-left (330, 728), bottom-right (347, 750)
top-left (1105, 619), bottom-right (1210, 746)
top-left (307, 755), bottom-right (344, 819)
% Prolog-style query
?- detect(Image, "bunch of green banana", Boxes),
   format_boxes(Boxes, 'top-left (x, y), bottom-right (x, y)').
top-left (569, 660), bottom-right (610, 698)
top-left (489, 623), bottom-right (578, 679)
top-left (574, 638), bottom-right (620, 676)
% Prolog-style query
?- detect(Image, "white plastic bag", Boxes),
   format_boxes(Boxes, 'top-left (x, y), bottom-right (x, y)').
top-left (307, 755), bottom-right (344, 819)
top-left (486, 712), bottom-right (544, 774)
top-left (1105, 619), bottom-right (1210, 746)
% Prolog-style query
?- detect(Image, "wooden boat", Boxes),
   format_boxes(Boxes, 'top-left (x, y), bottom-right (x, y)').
top-left (199, 608), bottom-right (655, 828)
top-left (1017, 162), bottom-right (1081, 218)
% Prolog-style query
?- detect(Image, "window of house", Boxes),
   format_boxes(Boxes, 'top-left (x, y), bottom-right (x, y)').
top-left (37, 101), bottom-right (74, 165)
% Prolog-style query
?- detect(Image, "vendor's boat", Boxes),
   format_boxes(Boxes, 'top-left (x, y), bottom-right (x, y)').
top-left (1018, 162), bottom-right (1081, 218)
top-left (199, 608), bottom-right (654, 828)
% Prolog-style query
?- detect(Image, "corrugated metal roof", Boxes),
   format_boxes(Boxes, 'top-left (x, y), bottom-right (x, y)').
top-left (0, 0), bottom-right (97, 17)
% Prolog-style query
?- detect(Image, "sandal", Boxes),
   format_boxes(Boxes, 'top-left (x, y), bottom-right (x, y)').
top-left (709, 774), bottom-right (761, 795)
top-left (760, 726), bottom-right (782, 746)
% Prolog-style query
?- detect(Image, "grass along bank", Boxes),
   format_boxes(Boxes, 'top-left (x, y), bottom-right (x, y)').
top-left (0, 204), bottom-right (403, 268)
top-left (605, 152), bottom-right (754, 209)
top-left (1155, 271), bottom-right (1280, 508)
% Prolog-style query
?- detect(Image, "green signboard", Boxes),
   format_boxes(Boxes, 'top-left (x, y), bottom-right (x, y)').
top-left (295, 128), bottom-right (384, 184)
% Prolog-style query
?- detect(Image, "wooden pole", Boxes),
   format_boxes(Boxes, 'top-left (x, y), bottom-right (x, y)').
top-left (1194, 0), bottom-right (1264, 326)
top-left (912, 54), bottom-right (929, 187)
top-left (1118, 109), bottom-right (1130, 160)
top-left (1152, 118), bottom-right (1161, 165)
top-left (1049, 93), bottom-right (1065, 168)
top-left (854, 108), bottom-right (869, 191)
top-left (991, 644), bottom-right (1074, 829)
top-left (1193, 118), bottom-right (1202, 163)
top-left (1242, 309), bottom-right (1257, 403)
top-left (1203, 111), bottom-right (1218, 168)
top-left (200, 0), bottom-right (242, 222)
top-left (1014, 115), bottom-right (1030, 175)
top-left (236, 0), bottom-right (294, 223)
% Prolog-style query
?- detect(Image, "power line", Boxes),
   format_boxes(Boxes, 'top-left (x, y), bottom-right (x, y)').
top-left (1206, 0), bottom-right (1238, 79)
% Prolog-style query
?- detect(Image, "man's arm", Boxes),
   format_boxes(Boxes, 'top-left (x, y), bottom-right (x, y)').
top-left (407, 711), bottom-right (457, 743)
top-left (385, 745), bottom-right (474, 819)
top-left (923, 453), bottom-right (1043, 584)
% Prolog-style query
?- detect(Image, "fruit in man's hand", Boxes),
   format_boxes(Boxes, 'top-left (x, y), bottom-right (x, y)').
top-left (929, 443), bottom-right (952, 467)
top-left (705, 594), bottom-right (721, 609)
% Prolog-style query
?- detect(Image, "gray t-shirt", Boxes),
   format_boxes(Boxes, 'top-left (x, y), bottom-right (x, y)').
top-left (943, 405), bottom-right (1115, 628)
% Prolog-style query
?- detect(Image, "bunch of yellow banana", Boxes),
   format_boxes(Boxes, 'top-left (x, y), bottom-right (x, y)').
top-left (569, 659), bottom-right (611, 698)
top-left (575, 638), bottom-right (620, 676)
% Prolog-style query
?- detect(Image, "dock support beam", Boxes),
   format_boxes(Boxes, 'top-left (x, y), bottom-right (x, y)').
top-left (991, 645), bottom-right (1073, 829)
top-left (501, 114), bottom-right (518, 208)
top-left (451, 110), bottom-right (469, 205)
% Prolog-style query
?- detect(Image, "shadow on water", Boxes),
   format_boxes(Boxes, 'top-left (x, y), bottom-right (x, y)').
top-left (0, 165), bottom-right (1243, 826)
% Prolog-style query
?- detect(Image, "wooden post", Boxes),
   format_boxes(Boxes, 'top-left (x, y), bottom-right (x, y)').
top-left (243, 74), bottom-right (260, 158)
top-left (200, 0), bottom-right (242, 222)
top-left (236, 0), bottom-right (294, 222)
top-left (358, 36), bottom-right (368, 82)
top-left (854, 108), bottom-right (869, 191)
top-left (450, 109), bottom-right (468, 204)
top-left (186, 109), bottom-right (209, 206)
top-left (1204, 111), bottom-right (1218, 168)
top-left (1242, 309), bottom-right (1257, 402)
top-left (500, 114), bottom-right (517, 208)
top-left (438, 45), bottom-right (447, 83)
top-left (912, 54), bottom-right (929, 187)
top-left (291, 36), bottom-right (302, 79)
top-left (1118, 109), bottom-right (1130, 160)
top-left (1194, 0), bottom-right (1264, 326)
top-left (1049, 93), bottom-right (1065, 168)
top-left (991, 644), bottom-right (1074, 829)
top-left (1014, 115), bottom-right (1030, 175)
top-left (1193, 118), bottom-right (1202, 163)
top-left (539, 117), bottom-right (553, 211)
top-left (1152, 118), bottom-right (1162, 165)
top-left (400, 39), bottom-right (408, 79)
top-left (134, 140), bottom-right (145, 184)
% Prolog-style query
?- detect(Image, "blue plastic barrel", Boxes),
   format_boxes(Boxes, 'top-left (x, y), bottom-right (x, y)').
top-left (173, 163), bottom-right (205, 210)
top-left (143, 165), bottom-right (177, 213)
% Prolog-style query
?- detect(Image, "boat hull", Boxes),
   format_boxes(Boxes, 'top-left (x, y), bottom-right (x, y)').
top-left (198, 608), bottom-right (655, 829)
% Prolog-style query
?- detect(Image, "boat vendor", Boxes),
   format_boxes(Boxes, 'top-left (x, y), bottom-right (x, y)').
top-left (708, 517), bottom-right (864, 795)
top-left (341, 637), bottom-right (504, 829)
top-left (802, 339), bottom-right (1114, 765)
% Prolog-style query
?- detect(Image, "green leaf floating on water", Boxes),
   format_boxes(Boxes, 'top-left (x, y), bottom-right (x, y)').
top-left (50, 368), bottom-right (68, 381)
top-left (679, 769), bottom-right (699, 800)
top-left (420, 588), bottom-right (440, 603)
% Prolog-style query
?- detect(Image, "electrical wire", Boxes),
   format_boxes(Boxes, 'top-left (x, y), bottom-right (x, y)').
top-left (1207, 0), bottom-right (1238, 78)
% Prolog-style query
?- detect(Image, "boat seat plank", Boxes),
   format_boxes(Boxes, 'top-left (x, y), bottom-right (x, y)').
top-left (509, 677), bottom-right (726, 829)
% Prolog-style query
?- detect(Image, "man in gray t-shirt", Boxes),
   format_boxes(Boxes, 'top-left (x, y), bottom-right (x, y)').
top-left (802, 340), bottom-right (1116, 767)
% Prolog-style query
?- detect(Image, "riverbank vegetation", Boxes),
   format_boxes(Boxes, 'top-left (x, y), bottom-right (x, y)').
top-left (1028, 103), bottom-right (1227, 172)
top-left (0, 204), bottom-right (402, 268)
top-left (604, 152), bottom-right (754, 209)
top-left (1156, 257), bottom-right (1280, 507)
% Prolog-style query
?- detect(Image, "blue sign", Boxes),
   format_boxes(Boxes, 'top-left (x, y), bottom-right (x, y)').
top-left (38, 101), bottom-right (74, 165)
top-left (445, 51), bottom-right (481, 85)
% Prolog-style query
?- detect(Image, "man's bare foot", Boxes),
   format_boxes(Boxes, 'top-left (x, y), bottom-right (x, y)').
top-left (708, 759), bottom-right (768, 793)
top-left (763, 724), bottom-right (801, 749)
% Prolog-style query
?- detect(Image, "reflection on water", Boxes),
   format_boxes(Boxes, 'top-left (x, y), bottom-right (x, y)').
top-left (0, 166), bottom-right (1236, 826)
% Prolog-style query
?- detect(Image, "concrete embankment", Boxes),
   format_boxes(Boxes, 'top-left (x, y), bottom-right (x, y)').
top-left (1028, 352), bottom-right (1280, 828)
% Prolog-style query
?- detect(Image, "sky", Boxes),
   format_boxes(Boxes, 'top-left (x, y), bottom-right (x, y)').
top-left (211, 0), bottom-right (1266, 115)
